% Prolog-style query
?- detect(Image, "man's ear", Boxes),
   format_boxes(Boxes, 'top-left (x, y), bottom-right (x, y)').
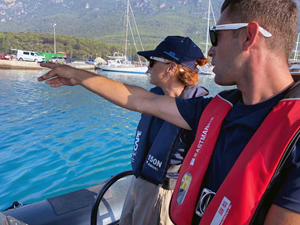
top-left (243, 21), bottom-right (260, 51)
top-left (167, 62), bottom-right (177, 73)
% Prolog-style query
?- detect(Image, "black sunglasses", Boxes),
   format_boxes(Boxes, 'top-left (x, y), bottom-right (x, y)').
top-left (148, 59), bottom-right (156, 68)
top-left (209, 23), bottom-right (272, 47)
top-left (148, 57), bottom-right (172, 68)
top-left (209, 30), bottom-right (219, 47)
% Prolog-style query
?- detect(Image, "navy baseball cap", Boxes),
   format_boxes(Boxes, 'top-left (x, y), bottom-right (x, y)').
top-left (137, 36), bottom-right (204, 70)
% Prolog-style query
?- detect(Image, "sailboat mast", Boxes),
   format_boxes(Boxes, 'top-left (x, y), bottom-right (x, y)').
top-left (294, 33), bottom-right (300, 61)
top-left (125, 0), bottom-right (130, 62)
top-left (205, 0), bottom-right (211, 57)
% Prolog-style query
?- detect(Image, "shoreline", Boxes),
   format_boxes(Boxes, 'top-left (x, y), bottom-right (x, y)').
top-left (0, 60), bottom-right (96, 70)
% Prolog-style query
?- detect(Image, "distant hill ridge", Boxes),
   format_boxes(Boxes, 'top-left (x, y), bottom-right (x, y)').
top-left (0, 0), bottom-right (223, 47)
top-left (0, 0), bottom-right (299, 49)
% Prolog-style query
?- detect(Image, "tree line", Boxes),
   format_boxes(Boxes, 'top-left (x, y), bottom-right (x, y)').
top-left (0, 31), bottom-right (125, 59)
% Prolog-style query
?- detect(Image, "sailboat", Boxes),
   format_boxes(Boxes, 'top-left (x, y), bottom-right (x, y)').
top-left (199, 0), bottom-right (215, 76)
top-left (289, 33), bottom-right (300, 80)
top-left (98, 0), bottom-right (148, 74)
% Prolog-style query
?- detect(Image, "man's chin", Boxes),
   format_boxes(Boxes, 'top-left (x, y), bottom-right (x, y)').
top-left (214, 72), bottom-right (221, 85)
top-left (214, 78), bottom-right (223, 86)
top-left (214, 77), bottom-right (236, 87)
top-left (214, 75), bottom-right (227, 86)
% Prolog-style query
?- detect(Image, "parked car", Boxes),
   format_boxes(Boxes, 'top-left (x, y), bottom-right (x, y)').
top-left (85, 59), bottom-right (96, 65)
top-left (65, 58), bottom-right (75, 63)
top-left (0, 52), bottom-right (11, 60)
top-left (17, 50), bottom-right (45, 62)
top-left (48, 56), bottom-right (66, 64)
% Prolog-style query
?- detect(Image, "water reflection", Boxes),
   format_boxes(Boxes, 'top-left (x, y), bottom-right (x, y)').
top-left (0, 69), bottom-right (233, 211)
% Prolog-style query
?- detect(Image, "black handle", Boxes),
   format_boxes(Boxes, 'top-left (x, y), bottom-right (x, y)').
top-left (90, 170), bottom-right (133, 225)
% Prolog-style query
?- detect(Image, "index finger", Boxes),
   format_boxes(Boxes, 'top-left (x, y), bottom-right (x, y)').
top-left (40, 63), bottom-right (58, 69)
top-left (37, 67), bottom-right (59, 82)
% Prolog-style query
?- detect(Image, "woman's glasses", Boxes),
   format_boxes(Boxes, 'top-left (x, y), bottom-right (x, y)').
top-left (209, 23), bottom-right (272, 47)
top-left (148, 56), bottom-right (171, 68)
top-left (148, 59), bottom-right (156, 68)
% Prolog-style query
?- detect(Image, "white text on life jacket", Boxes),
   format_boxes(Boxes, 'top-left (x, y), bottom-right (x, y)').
top-left (146, 154), bottom-right (162, 170)
top-left (190, 117), bottom-right (214, 166)
top-left (132, 131), bottom-right (142, 162)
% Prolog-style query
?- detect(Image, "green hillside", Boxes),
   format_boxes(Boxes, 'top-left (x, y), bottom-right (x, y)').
top-left (0, 32), bottom-right (123, 59)
top-left (0, 0), bottom-right (224, 48)
top-left (1, 0), bottom-right (300, 57)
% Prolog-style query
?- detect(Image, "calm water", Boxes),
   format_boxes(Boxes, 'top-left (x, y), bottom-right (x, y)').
top-left (0, 69), bottom-right (230, 210)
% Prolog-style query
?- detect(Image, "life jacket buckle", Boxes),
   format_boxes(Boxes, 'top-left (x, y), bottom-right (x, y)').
top-left (195, 188), bottom-right (216, 217)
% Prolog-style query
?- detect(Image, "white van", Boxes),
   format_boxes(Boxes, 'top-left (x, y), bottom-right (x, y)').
top-left (17, 50), bottom-right (45, 63)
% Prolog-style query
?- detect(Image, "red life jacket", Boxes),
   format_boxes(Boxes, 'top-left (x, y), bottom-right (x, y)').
top-left (170, 87), bottom-right (300, 225)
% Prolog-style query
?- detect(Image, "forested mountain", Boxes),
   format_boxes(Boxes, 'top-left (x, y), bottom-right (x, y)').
top-left (0, 31), bottom-right (123, 59)
top-left (0, 0), bottom-right (300, 54)
top-left (0, 0), bottom-right (224, 50)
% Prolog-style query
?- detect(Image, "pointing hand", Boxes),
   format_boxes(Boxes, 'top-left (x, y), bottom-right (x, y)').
top-left (37, 63), bottom-right (83, 87)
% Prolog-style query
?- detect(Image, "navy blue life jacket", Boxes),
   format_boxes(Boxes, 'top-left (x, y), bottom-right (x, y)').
top-left (131, 86), bottom-right (208, 185)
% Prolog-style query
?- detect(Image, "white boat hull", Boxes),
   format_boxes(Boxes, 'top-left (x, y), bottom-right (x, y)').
top-left (199, 65), bottom-right (215, 76)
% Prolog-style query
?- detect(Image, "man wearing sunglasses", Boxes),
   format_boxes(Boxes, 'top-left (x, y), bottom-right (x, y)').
top-left (170, 1), bottom-right (300, 225)
top-left (38, 0), bottom-right (300, 224)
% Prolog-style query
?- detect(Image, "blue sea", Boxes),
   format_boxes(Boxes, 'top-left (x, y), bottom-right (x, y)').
top-left (0, 69), bottom-right (230, 211)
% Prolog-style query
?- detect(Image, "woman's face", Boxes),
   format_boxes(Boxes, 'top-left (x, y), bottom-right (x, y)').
top-left (148, 59), bottom-right (172, 87)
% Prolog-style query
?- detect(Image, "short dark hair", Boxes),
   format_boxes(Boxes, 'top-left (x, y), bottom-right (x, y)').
top-left (221, 0), bottom-right (298, 59)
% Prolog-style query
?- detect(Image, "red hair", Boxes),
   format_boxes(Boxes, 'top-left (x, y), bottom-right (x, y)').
top-left (175, 57), bottom-right (209, 86)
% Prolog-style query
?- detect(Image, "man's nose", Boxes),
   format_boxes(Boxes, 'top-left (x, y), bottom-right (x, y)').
top-left (208, 46), bottom-right (215, 57)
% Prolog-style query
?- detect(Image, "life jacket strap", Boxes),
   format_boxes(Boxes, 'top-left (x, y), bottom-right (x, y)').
top-left (161, 177), bottom-right (177, 190)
